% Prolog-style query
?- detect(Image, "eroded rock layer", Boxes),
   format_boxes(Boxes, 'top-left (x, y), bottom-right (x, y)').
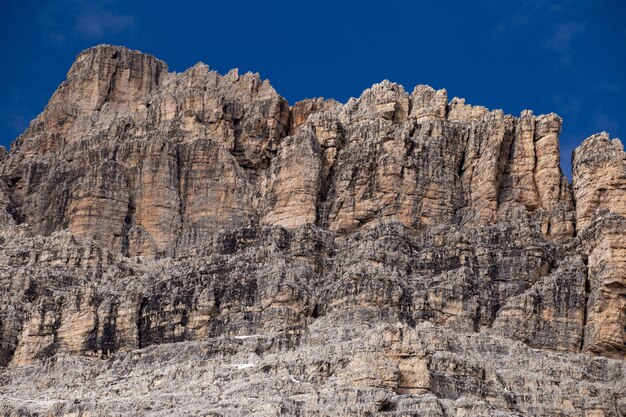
top-left (0, 45), bottom-right (625, 416)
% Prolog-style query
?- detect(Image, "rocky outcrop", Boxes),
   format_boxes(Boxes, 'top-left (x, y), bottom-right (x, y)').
top-left (0, 45), bottom-right (625, 416)
top-left (0, 45), bottom-right (290, 256)
top-left (571, 133), bottom-right (626, 359)
top-left (0, 178), bottom-right (13, 227)
top-left (578, 212), bottom-right (626, 358)
top-left (573, 133), bottom-right (626, 230)
top-left (0, 46), bottom-right (580, 256)
top-left (0, 221), bottom-right (625, 416)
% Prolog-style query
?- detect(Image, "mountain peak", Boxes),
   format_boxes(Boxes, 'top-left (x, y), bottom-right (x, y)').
top-left (0, 45), bottom-right (624, 416)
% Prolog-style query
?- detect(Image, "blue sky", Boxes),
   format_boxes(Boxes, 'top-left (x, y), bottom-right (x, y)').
top-left (1, 0), bottom-right (624, 177)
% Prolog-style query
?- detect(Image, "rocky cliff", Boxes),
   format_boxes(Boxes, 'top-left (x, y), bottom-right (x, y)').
top-left (0, 45), bottom-right (624, 416)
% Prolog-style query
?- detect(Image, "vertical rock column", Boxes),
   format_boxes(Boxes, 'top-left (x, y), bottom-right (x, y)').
top-left (492, 110), bottom-right (574, 240)
top-left (573, 133), bottom-right (626, 230)
top-left (534, 114), bottom-right (575, 240)
top-left (573, 133), bottom-right (626, 358)
top-left (459, 110), bottom-right (515, 225)
top-left (580, 214), bottom-right (626, 358)
top-left (498, 110), bottom-right (541, 215)
top-left (0, 177), bottom-right (14, 225)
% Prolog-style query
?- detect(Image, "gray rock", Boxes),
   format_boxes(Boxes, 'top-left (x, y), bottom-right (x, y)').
top-left (0, 44), bottom-right (625, 416)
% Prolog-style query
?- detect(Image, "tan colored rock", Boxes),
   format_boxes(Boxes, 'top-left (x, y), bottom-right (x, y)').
top-left (573, 132), bottom-right (626, 230)
top-left (409, 85), bottom-right (447, 120)
top-left (2, 43), bottom-right (626, 416)
top-left (326, 118), bottom-right (415, 232)
top-left (0, 177), bottom-right (14, 226)
top-left (9, 303), bottom-right (59, 366)
top-left (491, 110), bottom-right (575, 239)
top-left (124, 139), bottom-right (182, 257)
top-left (260, 129), bottom-right (321, 228)
top-left (580, 213), bottom-right (626, 358)
top-left (0, 46), bottom-right (291, 255)
top-left (337, 352), bottom-right (400, 389)
top-left (535, 114), bottom-right (563, 210)
top-left (348, 80), bottom-right (410, 123)
top-left (394, 356), bottom-right (431, 394)
top-left (459, 110), bottom-right (515, 225)
top-left (0, 46), bottom-right (584, 255)
top-left (289, 97), bottom-right (339, 134)
top-left (499, 110), bottom-right (542, 213)
top-left (307, 108), bottom-right (343, 180)
top-left (534, 114), bottom-right (576, 239)
top-left (324, 82), bottom-right (467, 233)
top-left (176, 138), bottom-right (254, 248)
top-left (447, 97), bottom-right (488, 122)
top-left (66, 161), bottom-right (129, 253)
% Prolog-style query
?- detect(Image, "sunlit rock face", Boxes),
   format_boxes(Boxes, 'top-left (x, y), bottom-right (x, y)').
top-left (0, 45), bottom-right (624, 416)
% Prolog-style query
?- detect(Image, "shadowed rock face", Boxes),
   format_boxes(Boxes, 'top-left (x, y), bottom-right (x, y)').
top-left (0, 45), bottom-right (625, 416)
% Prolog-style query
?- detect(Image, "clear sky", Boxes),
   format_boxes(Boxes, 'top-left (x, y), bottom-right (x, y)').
top-left (1, 0), bottom-right (624, 177)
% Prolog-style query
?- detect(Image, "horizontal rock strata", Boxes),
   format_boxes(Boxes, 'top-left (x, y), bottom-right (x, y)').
top-left (0, 45), bottom-right (624, 416)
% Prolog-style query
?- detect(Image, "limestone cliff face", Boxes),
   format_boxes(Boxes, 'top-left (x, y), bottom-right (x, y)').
top-left (0, 46), bottom-right (579, 256)
top-left (0, 45), bottom-right (625, 417)
top-left (573, 133), bottom-right (626, 229)
top-left (0, 45), bottom-right (290, 257)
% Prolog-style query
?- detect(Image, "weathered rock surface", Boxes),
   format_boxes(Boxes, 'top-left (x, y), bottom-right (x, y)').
top-left (0, 45), bottom-right (624, 416)
top-left (573, 133), bottom-right (626, 230)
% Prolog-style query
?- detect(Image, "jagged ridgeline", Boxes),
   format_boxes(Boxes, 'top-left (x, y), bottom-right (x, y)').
top-left (0, 45), bottom-right (624, 416)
